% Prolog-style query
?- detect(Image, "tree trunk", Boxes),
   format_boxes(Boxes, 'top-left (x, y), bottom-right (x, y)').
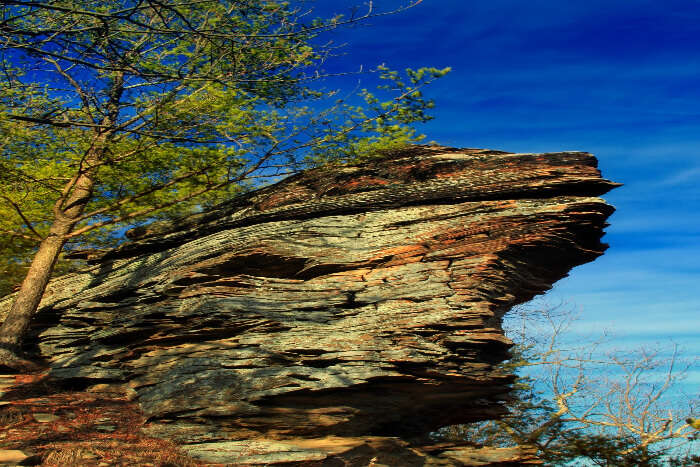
top-left (0, 162), bottom-right (97, 371)
top-left (0, 71), bottom-right (121, 371)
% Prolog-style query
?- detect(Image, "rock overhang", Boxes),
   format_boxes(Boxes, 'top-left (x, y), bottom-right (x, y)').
top-left (0, 145), bottom-right (618, 465)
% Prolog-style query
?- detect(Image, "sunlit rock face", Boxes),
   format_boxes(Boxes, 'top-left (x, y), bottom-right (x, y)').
top-left (0, 146), bottom-right (617, 465)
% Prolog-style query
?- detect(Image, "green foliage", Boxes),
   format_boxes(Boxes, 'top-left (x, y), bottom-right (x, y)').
top-left (0, 1), bottom-right (447, 296)
top-left (0, 86), bottom-right (87, 294)
top-left (306, 65), bottom-right (452, 164)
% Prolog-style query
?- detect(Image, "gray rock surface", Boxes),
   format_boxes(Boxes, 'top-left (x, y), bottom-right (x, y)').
top-left (0, 146), bottom-right (617, 465)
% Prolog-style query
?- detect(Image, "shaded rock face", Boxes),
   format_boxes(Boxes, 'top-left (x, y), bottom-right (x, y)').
top-left (0, 146), bottom-right (617, 465)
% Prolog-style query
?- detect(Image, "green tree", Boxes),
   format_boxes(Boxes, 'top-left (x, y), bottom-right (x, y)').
top-left (0, 0), bottom-right (448, 370)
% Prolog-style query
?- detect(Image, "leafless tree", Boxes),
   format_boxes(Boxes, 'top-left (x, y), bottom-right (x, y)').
top-left (434, 303), bottom-right (699, 466)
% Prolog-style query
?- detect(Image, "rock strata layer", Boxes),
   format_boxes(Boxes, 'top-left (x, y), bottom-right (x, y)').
top-left (0, 146), bottom-right (617, 466)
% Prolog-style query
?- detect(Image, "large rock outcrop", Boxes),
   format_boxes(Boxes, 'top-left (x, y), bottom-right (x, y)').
top-left (0, 146), bottom-right (617, 465)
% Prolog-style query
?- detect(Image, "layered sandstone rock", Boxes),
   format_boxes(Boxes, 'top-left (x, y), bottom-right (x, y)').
top-left (0, 146), bottom-right (617, 465)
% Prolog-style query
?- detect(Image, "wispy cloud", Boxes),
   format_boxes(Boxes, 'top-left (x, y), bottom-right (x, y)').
top-left (656, 166), bottom-right (700, 186)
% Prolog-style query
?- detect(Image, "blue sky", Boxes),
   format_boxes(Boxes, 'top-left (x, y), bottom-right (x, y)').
top-left (312, 0), bottom-right (700, 367)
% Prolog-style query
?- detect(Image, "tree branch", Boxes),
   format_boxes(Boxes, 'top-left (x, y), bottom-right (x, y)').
top-left (1, 195), bottom-right (43, 240)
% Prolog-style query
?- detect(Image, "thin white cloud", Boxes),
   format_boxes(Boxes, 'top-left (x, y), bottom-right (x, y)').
top-left (656, 166), bottom-right (700, 187)
top-left (605, 211), bottom-right (700, 233)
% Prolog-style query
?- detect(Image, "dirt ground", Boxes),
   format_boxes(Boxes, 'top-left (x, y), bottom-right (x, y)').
top-left (0, 371), bottom-right (212, 467)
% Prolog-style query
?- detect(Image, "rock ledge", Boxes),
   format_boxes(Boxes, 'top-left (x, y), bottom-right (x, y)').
top-left (0, 146), bottom-right (617, 466)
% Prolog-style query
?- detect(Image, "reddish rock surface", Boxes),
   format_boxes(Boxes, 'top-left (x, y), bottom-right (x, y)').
top-left (0, 146), bottom-right (617, 465)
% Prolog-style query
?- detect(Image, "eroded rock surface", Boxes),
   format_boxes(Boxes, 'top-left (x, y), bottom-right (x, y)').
top-left (0, 146), bottom-right (617, 465)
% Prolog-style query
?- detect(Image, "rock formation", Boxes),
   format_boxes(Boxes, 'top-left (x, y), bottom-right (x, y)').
top-left (0, 146), bottom-right (618, 465)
